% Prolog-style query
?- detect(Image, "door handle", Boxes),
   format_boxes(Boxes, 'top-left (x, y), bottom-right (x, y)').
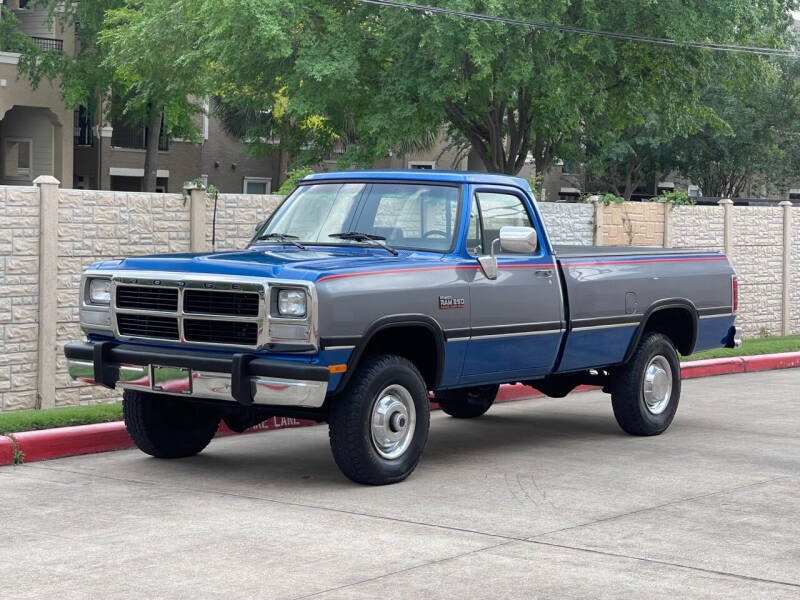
top-left (534, 269), bottom-right (553, 278)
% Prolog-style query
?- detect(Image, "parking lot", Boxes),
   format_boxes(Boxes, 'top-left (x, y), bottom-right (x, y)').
top-left (1, 369), bottom-right (798, 599)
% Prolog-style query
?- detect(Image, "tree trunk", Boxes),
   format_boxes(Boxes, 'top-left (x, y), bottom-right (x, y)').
top-left (143, 109), bottom-right (163, 193)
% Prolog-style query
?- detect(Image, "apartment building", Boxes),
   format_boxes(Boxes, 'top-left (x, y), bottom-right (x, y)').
top-left (1, 1), bottom-right (280, 194)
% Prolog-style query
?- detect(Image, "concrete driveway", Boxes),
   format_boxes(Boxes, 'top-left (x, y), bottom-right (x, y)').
top-left (1, 370), bottom-right (798, 599)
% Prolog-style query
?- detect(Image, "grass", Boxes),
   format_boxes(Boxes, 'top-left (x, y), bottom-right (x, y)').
top-left (684, 334), bottom-right (800, 361)
top-left (0, 403), bottom-right (123, 435)
top-left (0, 336), bottom-right (798, 434)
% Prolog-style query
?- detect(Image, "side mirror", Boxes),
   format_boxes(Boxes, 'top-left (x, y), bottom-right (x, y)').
top-left (254, 219), bottom-right (267, 233)
top-left (477, 226), bottom-right (538, 280)
top-left (499, 226), bottom-right (538, 254)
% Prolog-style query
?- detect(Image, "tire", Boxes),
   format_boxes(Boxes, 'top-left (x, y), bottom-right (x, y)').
top-left (436, 385), bottom-right (499, 418)
top-left (328, 354), bottom-right (430, 485)
top-left (610, 332), bottom-right (681, 436)
top-left (123, 390), bottom-right (221, 458)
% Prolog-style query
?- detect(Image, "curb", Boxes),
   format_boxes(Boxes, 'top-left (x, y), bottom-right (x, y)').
top-left (3, 351), bottom-right (799, 465)
top-left (0, 435), bottom-right (14, 466)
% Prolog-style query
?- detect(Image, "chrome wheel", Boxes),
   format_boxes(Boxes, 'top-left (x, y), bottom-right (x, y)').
top-left (370, 384), bottom-right (416, 460)
top-left (642, 355), bottom-right (673, 415)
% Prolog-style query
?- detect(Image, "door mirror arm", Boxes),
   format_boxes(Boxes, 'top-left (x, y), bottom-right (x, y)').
top-left (477, 238), bottom-right (501, 280)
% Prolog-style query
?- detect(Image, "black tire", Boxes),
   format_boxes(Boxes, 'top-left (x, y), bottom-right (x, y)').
top-left (123, 390), bottom-right (221, 458)
top-left (611, 332), bottom-right (681, 436)
top-left (328, 354), bottom-right (430, 485)
top-left (436, 385), bottom-right (499, 418)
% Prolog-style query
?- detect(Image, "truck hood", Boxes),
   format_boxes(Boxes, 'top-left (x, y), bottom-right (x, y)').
top-left (90, 245), bottom-right (450, 282)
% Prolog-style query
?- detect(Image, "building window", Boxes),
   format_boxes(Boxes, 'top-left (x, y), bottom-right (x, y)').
top-left (3, 139), bottom-right (33, 180)
top-left (243, 177), bottom-right (271, 195)
top-left (74, 106), bottom-right (93, 147)
top-left (408, 161), bottom-right (436, 170)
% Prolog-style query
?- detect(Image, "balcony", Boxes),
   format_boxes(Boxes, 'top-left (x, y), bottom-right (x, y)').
top-left (31, 36), bottom-right (63, 52)
top-left (111, 120), bottom-right (169, 152)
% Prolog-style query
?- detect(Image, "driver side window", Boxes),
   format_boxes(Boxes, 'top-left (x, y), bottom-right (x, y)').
top-left (467, 192), bottom-right (535, 256)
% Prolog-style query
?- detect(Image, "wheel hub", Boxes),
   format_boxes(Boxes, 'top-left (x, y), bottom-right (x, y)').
top-left (370, 385), bottom-right (416, 460)
top-left (643, 355), bottom-right (672, 415)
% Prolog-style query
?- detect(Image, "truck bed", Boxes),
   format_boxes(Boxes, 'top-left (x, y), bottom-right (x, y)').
top-left (553, 245), bottom-right (717, 258)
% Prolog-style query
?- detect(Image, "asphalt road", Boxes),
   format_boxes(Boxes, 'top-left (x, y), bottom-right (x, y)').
top-left (1, 370), bottom-right (799, 599)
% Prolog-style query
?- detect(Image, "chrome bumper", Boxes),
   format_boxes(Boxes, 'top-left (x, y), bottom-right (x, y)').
top-left (65, 342), bottom-right (329, 408)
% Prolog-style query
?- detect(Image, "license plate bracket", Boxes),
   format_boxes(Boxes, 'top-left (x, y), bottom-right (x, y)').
top-left (151, 365), bottom-right (192, 395)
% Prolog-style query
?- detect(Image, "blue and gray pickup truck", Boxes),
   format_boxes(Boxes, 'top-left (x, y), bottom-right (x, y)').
top-left (66, 170), bottom-right (741, 484)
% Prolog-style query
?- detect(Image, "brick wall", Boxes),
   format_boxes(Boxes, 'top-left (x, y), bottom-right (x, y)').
top-left (0, 187), bottom-right (40, 412)
top-left (603, 202), bottom-right (666, 246)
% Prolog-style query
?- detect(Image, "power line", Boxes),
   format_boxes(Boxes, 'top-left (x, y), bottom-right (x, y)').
top-left (359, 0), bottom-right (800, 58)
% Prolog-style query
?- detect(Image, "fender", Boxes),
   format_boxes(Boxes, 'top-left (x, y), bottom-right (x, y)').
top-left (623, 298), bottom-right (699, 363)
top-left (325, 314), bottom-right (447, 394)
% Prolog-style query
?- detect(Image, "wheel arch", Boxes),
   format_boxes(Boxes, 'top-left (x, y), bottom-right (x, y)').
top-left (624, 299), bottom-right (698, 362)
top-left (334, 315), bottom-right (446, 393)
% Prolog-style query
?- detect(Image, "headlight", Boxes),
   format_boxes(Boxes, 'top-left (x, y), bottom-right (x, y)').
top-left (277, 289), bottom-right (306, 317)
top-left (88, 278), bottom-right (111, 305)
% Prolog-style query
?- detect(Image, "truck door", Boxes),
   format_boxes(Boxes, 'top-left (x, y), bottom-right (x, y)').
top-left (460, 188), bottom-right (564, 384)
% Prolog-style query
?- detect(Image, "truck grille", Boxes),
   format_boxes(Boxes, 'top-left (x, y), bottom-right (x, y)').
top-left (184, 319), bottom-right (259, 346)
top-left (117, 314), bottom-right (179, 340)
top-left (113, 280), bottom-right (265, 349)
top-left (116, 286), bottom-right (178, 312)
top-left (184, 290), bottom-right (260, 317)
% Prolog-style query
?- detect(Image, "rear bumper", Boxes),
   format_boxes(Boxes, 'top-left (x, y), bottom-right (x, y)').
top-left (725, 326), bottom-right (743, 349)
top-left (64, 341), bottom-right (329, 408)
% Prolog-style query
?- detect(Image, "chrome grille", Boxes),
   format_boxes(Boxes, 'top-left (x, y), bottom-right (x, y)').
top-left (184, 290), bottom-right (260, 317)
top-left (117, 286), bottom-right (178, 312)
top-left (184, 319), bottom-right (259, 345)
top-left (117, 314), bottom-right (179, 340)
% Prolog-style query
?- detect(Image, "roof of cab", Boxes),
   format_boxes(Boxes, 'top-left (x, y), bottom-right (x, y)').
top-left (302, 169), bottom-right (531, 189)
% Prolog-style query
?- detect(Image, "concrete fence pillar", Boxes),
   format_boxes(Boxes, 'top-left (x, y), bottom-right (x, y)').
top-left (591, 198), bottom-right (604, 246)
top-left (34, 175), bottom-right (60, 410)
top-left (718, 198), bottom-right (734, 256)
top-left (187, 185), bottom-right (208, 253)
top-left (663, 203), bottom-right (672, 248)
top-left (779, 201), bottom-right (792, 336)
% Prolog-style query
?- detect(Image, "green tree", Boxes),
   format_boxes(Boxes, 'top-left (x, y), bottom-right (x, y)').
top-left (6, 0), bottom-right (209, 191)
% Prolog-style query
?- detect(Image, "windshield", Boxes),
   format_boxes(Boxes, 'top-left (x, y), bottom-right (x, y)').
top-left (255, 182), bottom-right (461, 252)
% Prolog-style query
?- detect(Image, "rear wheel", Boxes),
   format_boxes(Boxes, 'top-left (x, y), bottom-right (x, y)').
top-left (435, 385), bottom-right (499, 418)
top-left (123, 390), bottom-right (221, 458)
top-left (328, 354), bottom-right (430, 485)
top-left (610, 333), bottom-right (681, 436)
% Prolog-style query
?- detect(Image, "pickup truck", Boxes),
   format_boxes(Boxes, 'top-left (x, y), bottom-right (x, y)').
top-left (65, 170), bottom-right (741, 484)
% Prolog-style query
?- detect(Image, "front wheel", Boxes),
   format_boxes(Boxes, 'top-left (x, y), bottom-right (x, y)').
top-left (328, 355), bottom-right (430, 485)
top-left (435, 385), bottom-right (499, 418)
top-left (610, 333), bottom-right (681, 436)
top-left (123, 390), bottom-right (221, 458)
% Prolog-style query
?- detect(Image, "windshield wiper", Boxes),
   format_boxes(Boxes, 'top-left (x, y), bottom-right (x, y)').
top-left (257, 232), bottom-right (306, 250)
top-left (329, 232), bottom-right (398, 256)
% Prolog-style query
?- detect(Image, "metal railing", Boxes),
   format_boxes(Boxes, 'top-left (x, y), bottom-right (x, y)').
top-left (31, 36), bottom-right (63, 52)
top-left (110, 121), bottom-right (169, 151)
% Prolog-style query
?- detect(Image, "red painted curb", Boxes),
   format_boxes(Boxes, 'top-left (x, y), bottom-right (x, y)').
top-left (0, 435), bottom-right (14, 466)
top-left (3, 352), bottom-right (799, 465)
top-left (13, 422), bottom-right (135, 463)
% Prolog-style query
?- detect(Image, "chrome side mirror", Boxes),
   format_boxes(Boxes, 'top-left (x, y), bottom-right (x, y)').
top-left (499, 226), bottom-right (538, 254)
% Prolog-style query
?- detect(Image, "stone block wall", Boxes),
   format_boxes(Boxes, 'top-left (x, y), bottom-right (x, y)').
top-left (603, 202), bottom-right (666, 246)
top-left (730, 207), bottom-right (784, 337)
top-left (206, 194), bottom-right (284, 251)
top-left (537, 202), bottom-right (594, 245)
top-left (0, 186), bottom-right (40, 412)
top-left (1, 185), bottom-right (799, 412)
top-left (54, 191), bottom-right (192, 408)
top-left (670, 205), bottom-right (725, 251)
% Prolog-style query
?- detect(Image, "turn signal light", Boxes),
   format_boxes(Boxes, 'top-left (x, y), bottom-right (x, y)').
top-left (329, 364), bottom-right (347, 374)
top-left (732, 276), bottom-right (739, 313)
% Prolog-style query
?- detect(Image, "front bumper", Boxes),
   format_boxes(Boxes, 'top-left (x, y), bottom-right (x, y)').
top-left (64, 341), bottom-right (329, 408)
